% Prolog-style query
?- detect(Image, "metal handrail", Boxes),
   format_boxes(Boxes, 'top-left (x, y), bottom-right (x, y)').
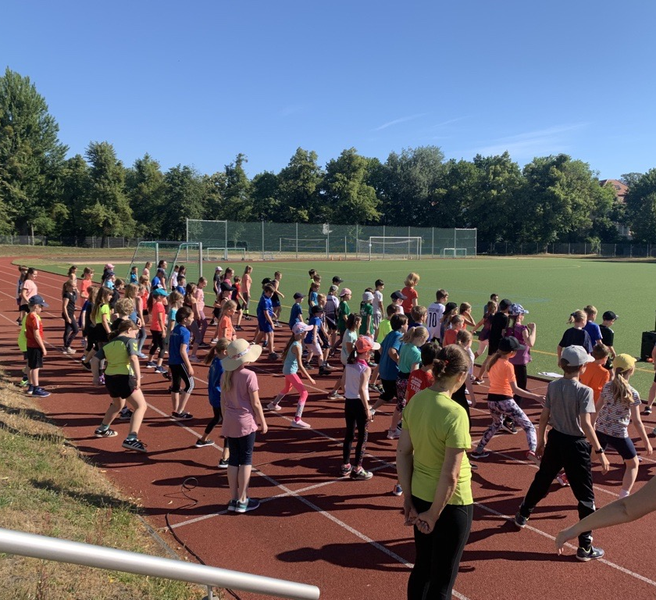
top-left (0, 527), bottom-right (320, 599)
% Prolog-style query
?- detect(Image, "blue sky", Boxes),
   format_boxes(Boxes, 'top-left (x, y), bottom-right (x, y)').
top-left (3, 1), bottom-right (655, 179)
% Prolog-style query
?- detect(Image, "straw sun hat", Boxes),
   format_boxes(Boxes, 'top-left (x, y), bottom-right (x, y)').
top-left (222, 339), bottom-right (263, 372)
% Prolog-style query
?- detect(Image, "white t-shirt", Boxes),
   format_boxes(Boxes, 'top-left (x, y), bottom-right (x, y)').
top-left (426, 302), bottom-right (445, 340)
top-left (373, 289), bottom-right (384, 316)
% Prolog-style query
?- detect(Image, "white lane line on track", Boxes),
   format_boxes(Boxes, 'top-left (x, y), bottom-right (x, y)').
top-left (1, 265), bottom-right (654, 594)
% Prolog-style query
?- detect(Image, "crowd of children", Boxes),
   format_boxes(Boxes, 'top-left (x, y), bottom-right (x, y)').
top-left (11, 260), bottom-right (656, 573)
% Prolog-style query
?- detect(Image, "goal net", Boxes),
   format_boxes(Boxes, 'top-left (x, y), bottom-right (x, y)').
top-left (204, 246), bottom-right (246, 262)
top-left (441, 248), bottom-right (468, 258)
top-left (357, 236), bottom-right (422, 260)
top-left (279, 237), bottom-right (328, 255)
top-left (129, 241), bottom-right (203, 284)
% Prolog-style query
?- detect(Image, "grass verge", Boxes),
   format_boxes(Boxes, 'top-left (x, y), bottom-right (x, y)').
top-left (0, 373), bottom-right (205, 600)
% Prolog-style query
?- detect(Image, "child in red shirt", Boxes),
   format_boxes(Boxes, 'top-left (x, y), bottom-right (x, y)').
top-left (25, 295), bottom-right (51, 397)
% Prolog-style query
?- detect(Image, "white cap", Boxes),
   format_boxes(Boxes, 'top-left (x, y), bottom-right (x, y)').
top-left (215, 266), bottom-right (223, 271)
top-left (561, 346), bottom-right (594, 367)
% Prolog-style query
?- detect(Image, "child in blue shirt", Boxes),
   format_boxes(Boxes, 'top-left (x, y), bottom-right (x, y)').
top-left (371, 314), bottom-right (408, 412)
top-left (254, 284), bottom-right (278, 359)
top-left (289, 292), bottom-right (305, 329)
top-left (168, 307), bottom-right (195, 419)
top-left (197, 338), bottom-right (231, 466)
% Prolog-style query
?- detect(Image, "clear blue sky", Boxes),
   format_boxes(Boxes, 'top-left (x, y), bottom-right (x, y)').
top-left (3, 1), bottom-right (655, 179)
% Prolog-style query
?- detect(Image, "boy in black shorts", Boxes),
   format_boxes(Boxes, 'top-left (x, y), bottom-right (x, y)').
top-left (25, 295), bottom-right (50, 398)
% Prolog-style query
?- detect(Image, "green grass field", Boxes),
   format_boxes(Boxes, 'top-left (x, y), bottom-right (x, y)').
top-left (20, 253), bottom-right (656, 397)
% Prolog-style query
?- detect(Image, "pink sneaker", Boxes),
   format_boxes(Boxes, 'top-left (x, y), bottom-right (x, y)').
top-left (556, 472), bottom-right (570, 487)
top-left (526, 450), bottom-right (540, 466)
top-left (267, 402), bottom-right (282, 411)
top-left (291, 419), bottom-right (311, 429)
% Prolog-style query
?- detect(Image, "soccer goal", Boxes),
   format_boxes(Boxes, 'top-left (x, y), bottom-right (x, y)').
top-left (441, 247), bottom-right (468, 258)
top-left (204, 246), bottom-right (246, 262)
top-left (357, 236), bottom-right (422, 260)
top-left (279, 237), bottom-right (328, 256)
top-left (129, 241), bottom-right (203, 283)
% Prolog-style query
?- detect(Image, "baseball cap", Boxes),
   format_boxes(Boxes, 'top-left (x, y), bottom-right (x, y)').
top-left (613, 353), bottom-right (636, 371)
top-left (498, 336), bottom-right (524, 353)
top-left (391, 290), bottom-right (407, 301)
top-left (355, 336), bottom-right (381, 353)
top-left (332, 276), bottom-right (344, 284)
top-left (362, 291), bottom-right (374, 302)
top-left (28, 295), bottom-right (48, 308)
top-left (561, 346), bottom-right (595, 367)
top-left (292, 322), bottom-right (313, 335)
top-left (329, 285), bottom-right (338, 294)
top-left (293, 292), bottom-right (305, 299)
top-left (261, 277), bottom-right (272, 285)
top-left (152, 288), bottom-right (169, 297)
top-left (375, 279), bottom-right (384, 287)
top-left (499, 299), bottom-right (512, 311)
top-left (339, 288), bottom-right (352, 297)
top-left (215, 266), bottom-right (223, 271)
top-left (104, 263), bottom-right (114, 270)
top-left (510, 303), bottom-right (529, 316)
top-left (602, 310), bottom-right (618, 321)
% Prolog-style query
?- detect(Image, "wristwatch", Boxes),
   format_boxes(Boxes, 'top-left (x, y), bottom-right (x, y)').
top-left (594, 448), bottom-right (604, 454)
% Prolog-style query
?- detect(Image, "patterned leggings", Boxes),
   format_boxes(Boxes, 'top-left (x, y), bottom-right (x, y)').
top-left (476, 398), bottom-right (536, 452)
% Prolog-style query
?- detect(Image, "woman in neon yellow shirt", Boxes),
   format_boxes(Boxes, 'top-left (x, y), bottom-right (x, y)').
top-left (397, 344), bottom-right (473, 600)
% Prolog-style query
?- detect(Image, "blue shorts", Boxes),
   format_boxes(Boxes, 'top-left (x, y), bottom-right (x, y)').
top-left (258, 320), bottom-right (273, 333)
top-left (226, 431), bottom-right (257, 466)
top-left (596, 431), bottom-right (637, 460)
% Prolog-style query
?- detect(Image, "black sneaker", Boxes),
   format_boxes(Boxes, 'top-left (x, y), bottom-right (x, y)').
top-left (514, 512), bottom-right (528, 528)
top-left (195, 439), bottom-right (213, 447)
top-left (119, 407), bottom-right (133, 420)
top-left (218, 458), bottom-right (229, 468)
top-left (501, 419), bottom-right (517, 434)
top-left (81, 361), bottom-right (92, 371)
top-left (95, 427), bottom-right (117, 438)
top-left (173, 411), bottom-right (193, 420)
top-left (576, 546), bottom-right (605, 561)
top-left (235, 497), bottom-right (260, 513)
top-left (122, 438), bottom-right (147, 453)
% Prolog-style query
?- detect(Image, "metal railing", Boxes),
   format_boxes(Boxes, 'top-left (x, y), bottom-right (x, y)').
top-left (0, 527), bottom-right (320, 600)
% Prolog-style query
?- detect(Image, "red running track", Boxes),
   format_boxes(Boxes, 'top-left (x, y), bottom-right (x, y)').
top-left (1, 257), bottom-right (655, 599)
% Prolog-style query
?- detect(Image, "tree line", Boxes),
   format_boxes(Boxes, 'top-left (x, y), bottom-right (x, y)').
top-left (2, 67), bottom-right (656, 247)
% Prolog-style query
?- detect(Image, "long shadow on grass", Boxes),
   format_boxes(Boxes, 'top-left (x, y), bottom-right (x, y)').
top-left (30, 478), bottom-right (137, 511)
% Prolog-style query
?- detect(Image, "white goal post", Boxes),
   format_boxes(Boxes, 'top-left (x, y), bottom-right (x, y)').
top-left (357, 236), bottom-right (422, 260)
top-left (441, 247), bottom-right (468, 258)
top-left (204, 246), bottom-right (246, 261)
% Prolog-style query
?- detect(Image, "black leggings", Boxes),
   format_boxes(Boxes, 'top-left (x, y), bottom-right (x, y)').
top-left (63, 319), bottom-right (79, 349)
top-left (408, 497), bottom-right (473, 600)
top-left (342, 398), bottom-right (369, 467)
top-left (204, 406), bottom-right (223, 435)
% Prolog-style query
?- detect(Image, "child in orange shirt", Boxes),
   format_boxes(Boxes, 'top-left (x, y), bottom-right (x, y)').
top-left (580, 343), bottom-right (611, 408)
top-left (471, 337), bottom-right (545, 462)
top-left (443, 314), bottom-right (465, 346)
top-left (216, 300), bottom-right (237, 342)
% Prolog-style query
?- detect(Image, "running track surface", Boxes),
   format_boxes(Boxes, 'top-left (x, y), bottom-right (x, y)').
top-left (1, 257), bottom-right (655, 600)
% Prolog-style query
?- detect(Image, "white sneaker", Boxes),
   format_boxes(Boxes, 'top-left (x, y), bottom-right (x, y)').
top-left (267, 402), bottom-right (281, 411)
top-left (291, 419), bottom-right (311, 429)
top-left (386, 429), bottom-right (401, 440)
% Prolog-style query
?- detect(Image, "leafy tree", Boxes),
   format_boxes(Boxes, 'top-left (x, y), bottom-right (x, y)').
top-left (251, 171), bottom-right (280, 221)
top-left (222, 153), bottom-right (253, 221)
top-left (125, 154), bottom-right (166, 238)
top-left (429, 159), bottom-right (479, 228)
top-left (277, 148), bottom-right (323, 222)
top-left (377, 146), bottom-right (445, 226)
top-left (625, 168), bottom-right (656, 243)
top-left (0, 68), bottom-right (67, 236)
top-left (83, 141), bottom-right (134, 245)
top-left (161, 165), bottom-right (205, 240)
top-left (59, 155), bottom-right (91, 242)
top-left (321, 148), bottom-right (379, 224)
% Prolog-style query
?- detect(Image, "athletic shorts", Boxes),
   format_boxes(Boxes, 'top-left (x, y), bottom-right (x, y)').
top-left (226, 431), bottom-right (257, 467)
top-left (94, 324), bottom-right (108, 347)
top-left (596, 431), bottom-right (637, 460)
top-left (305, 340), bottom-right (322, 356)
top-left (105, 374), bottom-right (135, 400)
top-left (258, 320), bottom-right (273, 333)
top-left (150, 330), bottom-right (164, 354)
top-left (26, 347), bottom-right (43, 369)
top-left (19, 303), bottom-right (29, 314)
top-left (380, 378), bottom-right (398, 402)
top-left (170, 363), bottom-right (195, 394)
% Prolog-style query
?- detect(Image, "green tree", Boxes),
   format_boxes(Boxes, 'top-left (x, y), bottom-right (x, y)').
top-left (161, 165), bottom-right (205, 240)
top-left (0, 68), bottom-right (67, 236)
top-left (377, 146), bottom-right (445, 226)
top-left (251, 171), bottom-right (280, 221)
top-left (222, 153), bottom-right (253, 221)
top-left (59, 155), bottom-right (91, 242)
top-left (125, 154), bottom-right (166, 238)
top-left (625, 168), bottom-right (656, 243)
top-left (277, 148), bottom-right (323, 222)
top-left (83, 141), bottom-right (134, 245)
top-left (430, 159), bottom-right (479, 228)
top-left (321, 148), bottom-right (379, 224)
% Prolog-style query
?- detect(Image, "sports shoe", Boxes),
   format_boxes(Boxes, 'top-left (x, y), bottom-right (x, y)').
top-left (267, 402), bottom-right (282, 411)
top-left (210, 338), bottom-right (219, 344)
top-left (235, 497), bottom-right (260, 513)
top-left (473, 378), bottom-right (484, 385)
top-left (514, 512), bottom-right (528, 528)
top-left (350, 468), bottom-right (373, 480)
top-left (218, 458), bottom-right (229, 469)
top-left (291, 419), bottom-right (311, 429)
top-left (118, 407), bottom-right (133, 420)
top-left (576, 545), bottom-right (605, 562)
top-left (556, 472), bottom-right (570, 487)
top-left (154, 366), bottom-right (167, 375)
top-left (122, 438), bottom-right (147, 452)
top-left (268, 352), bottom-right (280, 361)
top-left (386, 429), bottom-right (401, 440)
top-left (81, 361), bottom-right (92, 371)
top-left (137, 353), bottom-right (147, 359)
top-left (341, 463), bottom-right (352, 475)
top-left (189, 356), bottom-right (200, 363)
top-left (470, 449), bottom-right (489, 460)
top-left (227, 499), bottom-right (238, 512)
top-left (19, 377), bottom-right (29, 388)
top-left (235, 325), bottom-right (244, 331)
top-left (195, 438), bottom-right (213, 447)
top-left (501, 419), bottom-right (517, 434)
top-left (526, 450), bottom-right (540, 466)
top-left (146, 361), bottom-right (157, 368)
top-left (98, 374), bottom-right (105, 385)
top-left (643, 407), bottom-right (652, 415)
top-left (172, 411), bottom-right (193, 420)
top-left (328, 391), bottom-right (345, 400)
top-left (26, 385), bottom-right (34, 395)
top-left (392, 484), bottom-right (403, 496)
top-left (95, 427), bottom-right (117, 438)
top-left (321, 363), bottom-right (336, 371)
top-left (32, 387), bottom-right (51, 398)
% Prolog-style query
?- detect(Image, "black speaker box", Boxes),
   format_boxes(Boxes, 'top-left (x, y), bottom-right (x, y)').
top-left (640, 331), bottom-right (656, 361)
